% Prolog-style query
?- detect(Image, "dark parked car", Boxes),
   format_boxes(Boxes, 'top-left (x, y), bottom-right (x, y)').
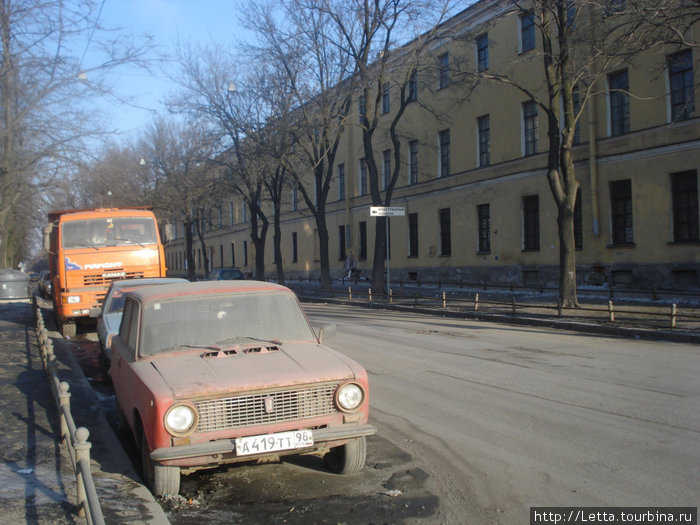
top-left (207, 267), bottom-right (245, 280)
top-left (38, 270), bottom-right (52, 299)
top-left (110, 280), bottom-right (375, 496)
top-left (93, 277), bottom-right (188, 371)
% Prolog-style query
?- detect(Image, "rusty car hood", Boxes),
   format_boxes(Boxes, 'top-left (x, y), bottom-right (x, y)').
top-left (146, 342), bottom-right (361, 398)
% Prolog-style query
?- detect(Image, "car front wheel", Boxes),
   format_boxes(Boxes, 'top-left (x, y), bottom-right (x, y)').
top-left (323, 436), bottom-right (367, 474)
top-left (140, 431), bottom-right (180, 497)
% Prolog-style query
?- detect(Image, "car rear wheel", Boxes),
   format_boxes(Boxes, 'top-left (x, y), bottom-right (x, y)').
top-left (140, 431), bottom-right (180, 497)
top-left (323, 436), bottom-right (367, 474)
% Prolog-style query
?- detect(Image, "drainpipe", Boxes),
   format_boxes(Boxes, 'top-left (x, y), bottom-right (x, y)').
top-left (588, 96), bottom-right (600, 236)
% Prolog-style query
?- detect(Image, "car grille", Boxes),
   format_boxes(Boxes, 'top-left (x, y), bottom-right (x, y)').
top-left (83, 271), bottom-right (144, 286)
top-left (194, 383), bottom-right (339, 433)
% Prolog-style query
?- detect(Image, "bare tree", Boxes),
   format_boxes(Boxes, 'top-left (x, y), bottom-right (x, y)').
top-left (312, 0), bottom-right (454, 292)
top-left (456, 0), bottom-right (699, 306)
top-left (169, 44), bottom-right (290, 280)
top-left (240, 0), bottom-right (359, 288)
top-left (0, 0), bottom-right (153, 267)
top-left (142, 117), bottom-right (218, 281)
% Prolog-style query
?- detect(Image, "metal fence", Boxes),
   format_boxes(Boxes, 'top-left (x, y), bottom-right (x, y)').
top-left (33, 297), bottom-right (105, 525)
top-left (286, 283), bottom-right (700, 333)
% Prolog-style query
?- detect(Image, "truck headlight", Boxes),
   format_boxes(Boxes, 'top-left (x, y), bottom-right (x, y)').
top-left (164, 403), bottom-right (198, 436)
top-left (64, 295), bottom-right (81, 304)
top-left (335, 382), bottom-right (365, 412)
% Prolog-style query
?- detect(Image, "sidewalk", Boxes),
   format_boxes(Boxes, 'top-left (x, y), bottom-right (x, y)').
top-left (0, 299), bottom-right (169, 524)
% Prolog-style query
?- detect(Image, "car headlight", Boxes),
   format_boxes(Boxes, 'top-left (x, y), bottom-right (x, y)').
top-left (164, 403), bottom-right (198, 436)
top-left (335, 382), bottom-right (365, 412)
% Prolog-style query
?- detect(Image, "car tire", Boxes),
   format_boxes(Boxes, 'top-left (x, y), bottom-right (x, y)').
top-left (323, 436), bottom-right (367, 474)
top-left (140, 431), bottom-right (180, 497)
top-left (60, 320), bottom-right (76, 338)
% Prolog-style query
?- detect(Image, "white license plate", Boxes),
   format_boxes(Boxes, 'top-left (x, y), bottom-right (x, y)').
top-left (235, 430), bottom-right (314, 456)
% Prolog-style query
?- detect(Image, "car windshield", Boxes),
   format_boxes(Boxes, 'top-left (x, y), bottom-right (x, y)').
top-left (62, 217), bottom-right (158, 249)
top-left (139, 291), bottom-right (316, 356)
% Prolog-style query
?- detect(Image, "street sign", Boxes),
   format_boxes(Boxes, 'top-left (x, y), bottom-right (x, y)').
top-left (370, 206), bottom-right (405, 217)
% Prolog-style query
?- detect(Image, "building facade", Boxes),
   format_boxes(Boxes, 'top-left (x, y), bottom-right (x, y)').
top-left (165, 0), bottom-right (700, 290)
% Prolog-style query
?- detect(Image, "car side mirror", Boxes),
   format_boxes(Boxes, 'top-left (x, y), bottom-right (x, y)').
top-left (318, 324), bottom-right (337, 343)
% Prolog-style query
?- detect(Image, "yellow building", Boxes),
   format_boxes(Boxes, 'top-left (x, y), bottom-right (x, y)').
top-left (165, 0), bottom-right (699, 291)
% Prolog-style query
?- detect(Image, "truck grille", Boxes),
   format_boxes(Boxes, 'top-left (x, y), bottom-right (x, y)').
top-left (82, 271), bottom-right (144, 286)
top-left (194, 383), bottom-right (339, 433)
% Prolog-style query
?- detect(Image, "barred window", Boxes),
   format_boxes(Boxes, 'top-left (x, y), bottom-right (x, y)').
top-left (610, 179), bottom-right (633, 244)
top-left (523, 195), bottom-right (540, 251)
top-left (671, 171), bottom-right (699, 242)
top-left (478, 204), bottom-right (490, 253)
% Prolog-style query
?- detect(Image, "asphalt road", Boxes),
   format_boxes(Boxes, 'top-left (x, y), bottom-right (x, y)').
top-left (303, 302), bottom-right (700, 525)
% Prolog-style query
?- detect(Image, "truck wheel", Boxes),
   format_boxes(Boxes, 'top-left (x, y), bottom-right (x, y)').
top-left (140, 431), bottom-right (180, 497)
top-left (60, 321), bottom-right (76, 338)
top-left (323, 436), bottom-right (367, 474)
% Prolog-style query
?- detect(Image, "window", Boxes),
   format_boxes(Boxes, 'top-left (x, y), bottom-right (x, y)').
top-left (439, 208), bottom-right (451, 256)
top-left (338, 163), bottom-right (345, 200)
top-left (523, 195), bottom-right (540, 251)
top-left (669, 50), bottom-right (695, 122)
top-left (477, 115), bottom-right (490, 167)
top-left (217, 206), bottom-right (222, 228)
top-left (408, 70), bottom-right (417, 102)
top-left (408, 213), bottom-right (418, 257)
top-left (523, 101), bottom-right (538, 156)
top-left (604, 0), bottom-right (624, 15)
top-left (574, 189), bottom-right (583, 249)
top-left (610, 179), bottom-right (633, 244)
top-left (292, 185), bottom-right (298, 211)
top-left (358, 94), bottom-right (366, 123)
top-left (231, 243), bottom-right (235, 267)
top-left (243, 240), bottom-right (248, 267)
top-left (409, 140), bottom-right (418, 184)
top-left (359, 158), bottom-right (368, 196)
top-left (520, 12), bottom-right (535, 52)
top-left (438, 52), bottom-right (449, 89)
top-left (566, 0), bottom-right (576, 26)
top-left (229, 202), bottom-right (234, 225)
top-left (609, 70), bottom-right (629, 136)
top-left (219, 244), bottom-right (224, 267)
top-left (339, 225), bottom-right (346, 260)
top-left (382, 149), bottom-right (391, 190)
top-left (476, 34), bottom-right (489, 72)
top-left (382, 82), bottom-right (390, 114)
top-left (359, 221), bottom-right (367, 260)
top-left (478, 204), bottom-right (490, 253)
top-left (242, 201), bottom-right (248, 223)
top-left (291, 232), bottom-right (298, 263)
top-left (439, 129), bottom-right (450, 177)
top-left (671, 171), bottom-right (699, 242)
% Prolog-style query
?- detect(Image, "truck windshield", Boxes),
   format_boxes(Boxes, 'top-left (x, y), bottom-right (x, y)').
top-left (62, 217), bottom-right (158, 249)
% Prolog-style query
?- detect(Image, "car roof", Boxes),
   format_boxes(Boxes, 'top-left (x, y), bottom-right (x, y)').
top-left (125, 280), bottom-right (293, 303)
top-left (109, 277), bottom-right (188, 291)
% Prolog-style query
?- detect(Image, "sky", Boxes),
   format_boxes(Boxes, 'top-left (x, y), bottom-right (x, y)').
top-left (93, 0), bottom-right (247, 138)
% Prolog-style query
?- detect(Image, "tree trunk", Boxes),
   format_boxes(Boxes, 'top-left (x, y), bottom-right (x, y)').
top-left (184, 221), bottom-right (197, 281)
top-left (273, 210), bottom-right (285, 284)
top-left (557, 202), bottom-right (578, 307)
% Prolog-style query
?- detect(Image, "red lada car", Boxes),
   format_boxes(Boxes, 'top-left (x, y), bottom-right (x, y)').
top-left (110, 280), bottom-right (376, 496)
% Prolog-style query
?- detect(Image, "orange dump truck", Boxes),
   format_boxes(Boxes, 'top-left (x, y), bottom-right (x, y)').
top-left (44, 208), bottom-right (167, 337)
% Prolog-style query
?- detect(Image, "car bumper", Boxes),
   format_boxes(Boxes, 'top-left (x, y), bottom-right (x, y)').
top-left (150, 423), bottom-right (377, 462)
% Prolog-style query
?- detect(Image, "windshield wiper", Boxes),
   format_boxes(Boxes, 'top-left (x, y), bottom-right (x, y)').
top-left (111, 237), bottom-right (145, 248)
